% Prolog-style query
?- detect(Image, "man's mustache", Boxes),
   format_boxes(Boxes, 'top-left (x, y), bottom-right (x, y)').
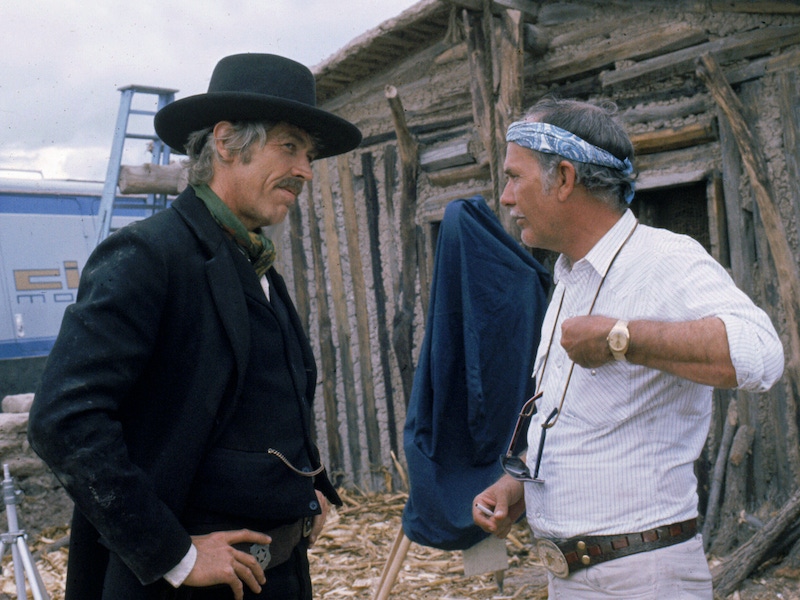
top-left (277, 178), bottom-right (305, 196)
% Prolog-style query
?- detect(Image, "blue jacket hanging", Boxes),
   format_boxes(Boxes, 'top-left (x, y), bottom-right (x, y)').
top-left (402, 195), bottom-right (551, 551)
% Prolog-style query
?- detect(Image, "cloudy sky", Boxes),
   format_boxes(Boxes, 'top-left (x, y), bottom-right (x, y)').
top-left (2, 0), bottom-right (420, 182)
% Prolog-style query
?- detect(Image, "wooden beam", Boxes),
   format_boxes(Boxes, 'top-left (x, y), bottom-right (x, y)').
top-left (710, 0), bottom-right (800, 13)
top-left (696, 53), bottom-right (800, 397)
top-left (420, 138), bottom-right (477, 171)
top-left (630, 119), bottom-right (718, 155)
top-left (385, 85), bottom-right (420, 407)
top-left (362, 151), bottom-right (400, 461)
top-left (464, 5), bottom-right (501, 211)
top-left (427, 161), bottom-right (491, 186)
top-left (318, 158), bottom-right (363, 487)
top-left (336, 154), bottom-right (383, 491)
top-left (535, 22), bottom-right (708, 83)
top-left (602, 25), bottom-right (800, 88)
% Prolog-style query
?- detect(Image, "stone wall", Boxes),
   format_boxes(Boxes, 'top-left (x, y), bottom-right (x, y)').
top-left (0, 394), bottom-right (73, 538)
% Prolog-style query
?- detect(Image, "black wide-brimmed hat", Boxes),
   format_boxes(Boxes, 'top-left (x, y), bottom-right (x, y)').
top-left (154, 53), bottom-right (362, 158)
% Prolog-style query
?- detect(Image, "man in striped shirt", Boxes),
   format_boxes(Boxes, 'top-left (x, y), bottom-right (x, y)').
top-left (473, 97), bottom-right (784, 599)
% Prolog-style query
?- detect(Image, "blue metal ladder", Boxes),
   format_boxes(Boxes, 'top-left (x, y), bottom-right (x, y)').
top-left (95, 85), bottom-right (177, 246)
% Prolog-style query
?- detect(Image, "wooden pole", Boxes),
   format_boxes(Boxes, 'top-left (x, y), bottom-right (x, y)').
top-left (702, 400), bottom-right (737, 551)
top-left (494, 8), bottom-right (525, 235)
top-left (318, 158), bottom-right (363, 487)
top-left (362, 151), bottom-right (400, 462)
top-left (696, 52), bottom-right (800, 415)
top-left (336, 154), bottom-right (383, 490)
top-left (464, 6), bottom-right (501, 212)
top-left (712, 487), bottom-right (800, 598)
top-left (304, 180), bottom-right (345, 484)
top-left (385, 85), bottom-right (419, 408)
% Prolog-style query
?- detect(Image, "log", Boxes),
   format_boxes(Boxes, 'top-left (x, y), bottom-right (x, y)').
top-left (362, 151), bottom-right (400, 460)
top-left (602, 25), bottom-right (800, 88)
top-left (710, 0), bottom-right (800, 13)
top-left (464, 6), bottom-right (501, 211)
top-left (427, 161), bottom-right (491, 187)
top-left (419, 138), bottom-right (477, 171)
top-left (336, 154), bottom-right (383, 491)
top-left (304, 180), bottom-right (345, 484)
top-left (534, 21), bottom-right (708, 83)
top-left (630, 119), bottom-right (717, 155)
top-left (711, 424), bottom-right (754, 556)
top-left (385, 85), bottom-right (420, 407)
top-left (712, 487), bottom-right (800, 598)
top-left (118, 162), bottom-right (187, 195)
top-left (495, 7), bottom-right (525, 236)
top-left (702, 400), bottom-right (738, 551)
top-left (697, 53), bottom-right (800, 397)
top-left (318, 158), bottom-right (363, 487)
top-left (288, 197), bottom-right (311, 333)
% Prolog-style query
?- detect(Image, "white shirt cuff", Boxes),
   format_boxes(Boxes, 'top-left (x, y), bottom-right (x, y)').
top-left (163, 544), bottom-right (197, 588)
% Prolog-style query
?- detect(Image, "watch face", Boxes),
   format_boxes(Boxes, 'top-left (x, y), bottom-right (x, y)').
top-left (609, 331), bottom-right (626, 352)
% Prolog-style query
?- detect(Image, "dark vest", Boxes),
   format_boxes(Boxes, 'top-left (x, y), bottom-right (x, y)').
top-left (184, 240), bottom-right (321, 531)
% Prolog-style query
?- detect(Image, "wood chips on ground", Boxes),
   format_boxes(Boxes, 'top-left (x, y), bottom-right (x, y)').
top-left (8, 489), bottom-right (800, 599)
top-left (1, 490), bottom-right (546, 599)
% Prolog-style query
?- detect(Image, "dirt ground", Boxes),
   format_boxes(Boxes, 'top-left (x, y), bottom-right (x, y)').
top-left (3, 490), bottom-right (800, 599)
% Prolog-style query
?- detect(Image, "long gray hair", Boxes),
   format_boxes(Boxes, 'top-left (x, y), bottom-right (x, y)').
top-left (184, 121), bottom-right (277, 186)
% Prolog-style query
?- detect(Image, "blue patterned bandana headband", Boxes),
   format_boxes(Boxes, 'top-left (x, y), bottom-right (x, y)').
top-left (507, 120), bottom-right (636, 204)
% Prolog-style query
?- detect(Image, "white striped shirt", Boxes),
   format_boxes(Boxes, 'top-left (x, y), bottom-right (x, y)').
top-left (524, 209), bottom-right (784, 539)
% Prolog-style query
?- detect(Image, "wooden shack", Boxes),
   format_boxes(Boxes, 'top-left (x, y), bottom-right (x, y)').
top-left (268, 0), bottom-right (800, 581)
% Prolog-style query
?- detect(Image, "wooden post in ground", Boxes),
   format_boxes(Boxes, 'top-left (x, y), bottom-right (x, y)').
top-left (336, 154), bottom-right (383, 491)
top-left (304, 180), bottom-right (345, 484)
top-left (696, 53), bottom-right (800, 398)
top-left (385, 85), bottom-right (420, 408)
top-left (318, 158), bottom-right (363, 487)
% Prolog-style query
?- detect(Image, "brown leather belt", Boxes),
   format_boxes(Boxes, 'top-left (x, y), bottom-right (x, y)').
top-left (535, 518), bottom-right (698, 578)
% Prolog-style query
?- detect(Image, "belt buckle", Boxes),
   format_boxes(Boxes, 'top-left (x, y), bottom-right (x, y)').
top-left (535, 538), bottom-right (570, 578)
top-left (249, 543), bottom-right (271, 570)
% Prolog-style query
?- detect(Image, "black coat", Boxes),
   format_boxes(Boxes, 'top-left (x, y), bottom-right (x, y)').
top-left (28, 187), bottom-right (337, 599)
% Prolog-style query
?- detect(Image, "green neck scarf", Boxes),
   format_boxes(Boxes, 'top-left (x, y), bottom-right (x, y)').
top-left (193, 184), bottom-right (276, 278)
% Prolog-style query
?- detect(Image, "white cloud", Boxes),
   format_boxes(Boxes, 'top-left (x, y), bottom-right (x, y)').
top-left (1, 0), bottom-right (420, 181)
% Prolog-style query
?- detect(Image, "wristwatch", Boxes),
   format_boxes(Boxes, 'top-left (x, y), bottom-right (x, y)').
top-left (607, 320), bottom-right (630, 361)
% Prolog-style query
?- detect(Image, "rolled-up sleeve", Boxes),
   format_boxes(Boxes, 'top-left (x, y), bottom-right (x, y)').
top-left (719, 312), bottom-right (785, 392)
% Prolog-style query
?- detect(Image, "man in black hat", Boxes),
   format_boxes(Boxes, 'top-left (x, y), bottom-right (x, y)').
top-left (28, 53), bottom-right (362, 600)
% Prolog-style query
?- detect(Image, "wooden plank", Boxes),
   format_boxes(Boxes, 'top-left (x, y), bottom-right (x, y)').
top-left (723, 46), bottom-right (800, 86)
top-left (535, 22), bottom-right (708, 83)
top-left (336, 154), bottom-right (383, 491)
top-left (494, 7), bottom-right (525, 237)
top-left (620, 96), bottom-right (711, 126)
top-left (420, 138), bottom-right (476, 171)
top-left (362, 151), bottom-right (400, 461)
top-left (428, 161), bottom-right (491, 186)
top-left (601, 25), bottom-right (800, 88)
top-left (711, 0), bottom-right (800, 13)
top-left (385, 85), bottom-right (420, 407)
top-left (288, 197), bottom-right (311, 337)
top-left (697, 52), bottom-right (800, 397)
top-left (304, 180), bottom-right (345, 484)
top-left (716, 108), bottom-right (753, 293)
top-left (317, 158), bottom-right (363, 487)
top-left (630, 119), bottom-right (718, 155)
top-left (707, 174), bottom-right (730, 269)
top-left (464, 6), bottom-right (501, 210)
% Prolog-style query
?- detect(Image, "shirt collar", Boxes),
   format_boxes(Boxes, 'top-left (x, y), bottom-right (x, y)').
top-left (554, 209), bottom-right (637, 284)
